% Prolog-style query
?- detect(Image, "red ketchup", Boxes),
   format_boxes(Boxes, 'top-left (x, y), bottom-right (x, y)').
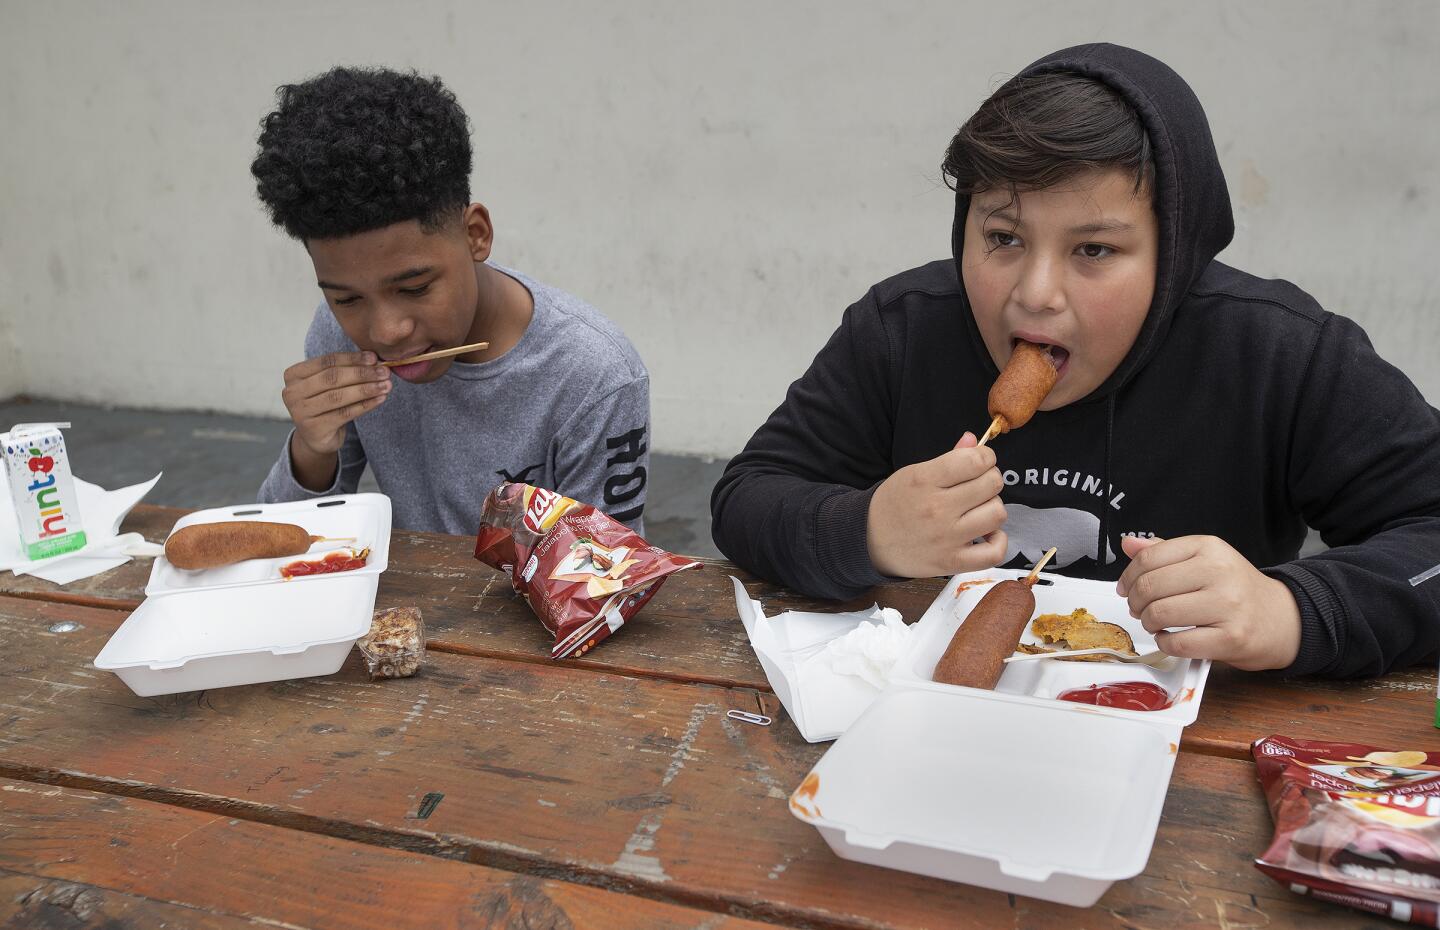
top-left (280, 550), bottom-right (368, 580)
top-left (1058, 681), bottom-right (1172, 711)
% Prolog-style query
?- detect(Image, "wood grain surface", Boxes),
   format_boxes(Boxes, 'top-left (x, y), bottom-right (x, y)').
top-left (0, 777), bottom-right (779, 930)
top-left (0, 591), bottom-right (1413, 930)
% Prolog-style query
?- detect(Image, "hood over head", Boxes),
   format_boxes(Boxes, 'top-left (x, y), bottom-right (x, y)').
top-left (950, 43), bottom-right (1235, 400)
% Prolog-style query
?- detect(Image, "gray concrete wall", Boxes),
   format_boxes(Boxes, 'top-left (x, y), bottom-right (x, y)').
top-left (2, 1), bottom-right (1437, 455)
top-left (0, 321), bottom-right (19, 399)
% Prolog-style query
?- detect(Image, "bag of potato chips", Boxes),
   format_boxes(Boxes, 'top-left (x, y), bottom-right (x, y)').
top-left (1253, 735), bottom-right (1440, 926)
top-left (474, 483), bottom-right (700, 659)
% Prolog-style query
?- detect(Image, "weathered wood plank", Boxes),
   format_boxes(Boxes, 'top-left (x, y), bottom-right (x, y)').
top-left (0, 505), bottom-right (945, 693)
top-left (0, 870), bottom-right (267, 929)
top-left (0, 596), bottom-right (1394, 929)
top-left (6, 508), bottom-right (1434, 763)
top-left (0, 778), bottom-right (781, 930)
top-left (1182, 663), bottom-right (1437, 758)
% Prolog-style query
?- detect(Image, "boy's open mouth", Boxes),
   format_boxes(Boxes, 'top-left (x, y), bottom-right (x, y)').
top-left (1012, 337), bottom-right (1070, 377)
top-left (382, 344), bottom-right (436, 382)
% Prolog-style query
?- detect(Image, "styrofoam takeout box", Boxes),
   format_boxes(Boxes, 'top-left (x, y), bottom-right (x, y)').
top-left (94, 494), bottom-right (392, 696)
top-left (790, 568), bottom-right (1212, 907)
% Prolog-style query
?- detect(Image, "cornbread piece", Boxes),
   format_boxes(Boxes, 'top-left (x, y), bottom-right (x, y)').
top-left (357, 607), bottom-right (425, 679)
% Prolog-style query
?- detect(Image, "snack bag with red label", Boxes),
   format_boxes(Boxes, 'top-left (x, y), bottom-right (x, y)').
top-left (1253, 735), bottom-right (1440, 925)
top-left (474, 482), bottom-right (701, 659)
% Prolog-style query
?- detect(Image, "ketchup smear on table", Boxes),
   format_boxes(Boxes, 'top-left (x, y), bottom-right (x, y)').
top-left (1058, 681), bottom-right (1173, 711)
top-left (280, 550), bottom-right (368, 580)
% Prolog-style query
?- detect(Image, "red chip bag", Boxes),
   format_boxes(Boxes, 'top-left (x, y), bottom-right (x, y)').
top-left (474, 483), bottom-right (700, 659)
top-left (1253, 735), bottom-right (1440, 925)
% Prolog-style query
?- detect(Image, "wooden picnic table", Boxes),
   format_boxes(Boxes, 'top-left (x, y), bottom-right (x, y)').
top-left (0, 503), bottom-right (1432, 929)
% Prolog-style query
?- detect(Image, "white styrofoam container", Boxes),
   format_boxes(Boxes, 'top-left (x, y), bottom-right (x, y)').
top-left (790, 568), bottom-right (1212, 907)
top-left (147, 494), bottom-right (391, 595)
top-left (94, 494), bottom-right (391, 696)
top-left (894, 569), bottom-right (1210, 727)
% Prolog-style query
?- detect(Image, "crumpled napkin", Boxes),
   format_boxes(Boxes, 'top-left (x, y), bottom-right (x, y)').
top-left (817, 608), bottom-right (909, 690)
top-left (0, 474), bottom-right (164, 584)
top-left (732, 576), bottom-right (914, 742)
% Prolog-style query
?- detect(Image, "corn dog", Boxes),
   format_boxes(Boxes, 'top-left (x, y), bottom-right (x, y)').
top-left (932, 579), bottom-right (1037, 689)
top-left (164, 521), bottom-right (323, 570)
top-left (980, 342), bottom-right (1059, 445)
top-left (933, 548), bottom-right (1056, 689)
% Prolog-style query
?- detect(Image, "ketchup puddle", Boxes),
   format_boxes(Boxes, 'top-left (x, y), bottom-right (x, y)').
top-left (281, 548), bottom-right (370, 580)
top-left (1057, 681), bottom-right (1173, 712)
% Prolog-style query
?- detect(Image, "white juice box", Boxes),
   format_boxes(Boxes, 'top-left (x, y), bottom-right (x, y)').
top-left (2, 422), bottom-right (87, 560)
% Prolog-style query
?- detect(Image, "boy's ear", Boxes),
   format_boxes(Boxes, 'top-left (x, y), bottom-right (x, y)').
top-left (462, 202), bottom-right (494, 262)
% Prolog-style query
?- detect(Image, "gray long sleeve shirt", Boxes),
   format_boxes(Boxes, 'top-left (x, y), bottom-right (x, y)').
top-left (259, 265), bottom-right (650, 535)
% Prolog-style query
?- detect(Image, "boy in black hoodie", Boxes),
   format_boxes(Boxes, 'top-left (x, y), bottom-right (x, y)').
top-left (710, 44), bottom-right (1440, 679)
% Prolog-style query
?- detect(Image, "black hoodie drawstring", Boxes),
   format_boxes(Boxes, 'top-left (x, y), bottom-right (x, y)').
top-left (1099, 394), bottom-right (1115, 568)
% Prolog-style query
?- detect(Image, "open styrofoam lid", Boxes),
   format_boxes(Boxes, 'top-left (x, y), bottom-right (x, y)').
top-left (792, 685), bottom-right (1178, 883)
top-left (95, 575), bottom-right (375, 671)
top-left (147, 494), bottom-right (392, 596)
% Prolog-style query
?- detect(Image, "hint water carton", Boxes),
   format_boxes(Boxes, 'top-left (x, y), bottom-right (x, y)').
top-left (2, 422), bottom-right (87, 560)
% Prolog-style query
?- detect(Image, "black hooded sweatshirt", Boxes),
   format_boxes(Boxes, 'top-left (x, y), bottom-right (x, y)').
top-left (709, 43), bottom-right (1440, 678)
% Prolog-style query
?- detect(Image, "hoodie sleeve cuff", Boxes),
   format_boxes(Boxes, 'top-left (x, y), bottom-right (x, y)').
top-left (276, 429), bottom-right (345, 499)
top-left (813, 485), bottom-right (895, 596)
top-left (1264, 563), bottom-right (1343, 678)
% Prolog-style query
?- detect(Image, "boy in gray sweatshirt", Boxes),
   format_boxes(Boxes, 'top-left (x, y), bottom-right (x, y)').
top-left (250, 67), bottom-right (648, 533)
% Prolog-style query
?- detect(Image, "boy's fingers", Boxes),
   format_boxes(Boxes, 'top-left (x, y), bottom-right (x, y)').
top-left (1120, 535), bottom-right (1162, 560)
top-left (1115, 535), bottom-right (1196, 596)
top-left (1155, 624), bottom-right (1232, 663)
top-left (927, 444), bottom-right (999, 489)
top-left (1131, 579), bottom-right (1210, 634)
top-left (952, 496), bottom-right (1008, 544)
top-left (294, 363), bottom-right (390, 403)
top-left (945, 530), bottom-right (1007, 574)
top-left (284, 351), bottom-right (378, 386)
top-left (292, 379), bottom-right (391, 421)
top-left (310, 393), bottom-right (388, 434)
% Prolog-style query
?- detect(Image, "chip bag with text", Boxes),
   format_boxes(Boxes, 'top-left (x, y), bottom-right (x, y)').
top-left (1253, 734), bottom-right (1440, 926)
top-left (474, 483), bottom-right (700, 659)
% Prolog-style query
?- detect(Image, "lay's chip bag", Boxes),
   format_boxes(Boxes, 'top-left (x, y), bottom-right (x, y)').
top-left (474, 483), bottom-right (699, 659)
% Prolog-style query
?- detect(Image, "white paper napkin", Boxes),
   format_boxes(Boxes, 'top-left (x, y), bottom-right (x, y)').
top-left (0, 474), bottom-right (164, 584)
top-left (732, 575), bottom-right (911, 743)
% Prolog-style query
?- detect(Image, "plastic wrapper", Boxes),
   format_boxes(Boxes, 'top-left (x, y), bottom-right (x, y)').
top-left (357, 606), bottom-right (425, 679)
top-left (1253, 734), bottom-right (1440, 925)
top-left (474, 483), bottom-right (700, 659)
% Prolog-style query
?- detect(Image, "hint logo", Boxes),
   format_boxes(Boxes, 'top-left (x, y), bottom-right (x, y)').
top-left (26, 446), bottom-right (71, 538)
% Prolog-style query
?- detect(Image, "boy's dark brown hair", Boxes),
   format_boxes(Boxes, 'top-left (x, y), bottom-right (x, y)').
top-left (942, 71), bottom-right (1155, 198)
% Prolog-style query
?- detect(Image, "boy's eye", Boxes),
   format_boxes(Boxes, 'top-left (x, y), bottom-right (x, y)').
top-left (399, 283), bottom-right (431, 297)
top-left (333, 295), bottom-right (362, 306)
top-left (985, 230), bottom-right (1021, 249)
top-left (1077, 243), bottom-right (1115, 260)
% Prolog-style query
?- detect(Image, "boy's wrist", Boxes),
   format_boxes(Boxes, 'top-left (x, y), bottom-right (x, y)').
top-left (1260, 576), bottom-right (1303, 670)
top-left (288, 432), bottom-right (339, 492)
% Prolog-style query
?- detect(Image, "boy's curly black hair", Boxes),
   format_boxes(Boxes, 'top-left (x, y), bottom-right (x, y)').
top-left (251, 66), bottom-right (472, 241)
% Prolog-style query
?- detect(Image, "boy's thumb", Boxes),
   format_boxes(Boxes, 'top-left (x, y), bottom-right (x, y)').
top-left (1121, 535), bottom-right (1164, 559)
top-left (955, 431), bottom-right (978, 449)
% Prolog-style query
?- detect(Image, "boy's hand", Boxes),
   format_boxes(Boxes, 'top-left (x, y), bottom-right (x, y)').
top-left (866, 432), bottom-right (1008, 578)
top-left (280, 352), bottom-right (391, 488)
top-left (1116, 535), bottom-right (1302, 671)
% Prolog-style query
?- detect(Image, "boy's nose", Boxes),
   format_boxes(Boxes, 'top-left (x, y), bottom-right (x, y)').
top-left (1014, 254), bottom-right (1065, 314)
top-left (369, 304), bottom-right (417, 347)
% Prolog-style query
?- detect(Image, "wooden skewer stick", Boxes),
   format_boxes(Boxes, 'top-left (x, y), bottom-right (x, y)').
top-left (1025, 546), bottom-right (1058, 585)
top-left (977, 414), bottom-right (1006, 448)
top-left (381, 342), bottom-right (490, 368)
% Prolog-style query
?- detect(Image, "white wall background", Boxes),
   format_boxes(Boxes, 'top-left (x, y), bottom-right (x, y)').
top-left (2, 1), bottom-right (1437, 457)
